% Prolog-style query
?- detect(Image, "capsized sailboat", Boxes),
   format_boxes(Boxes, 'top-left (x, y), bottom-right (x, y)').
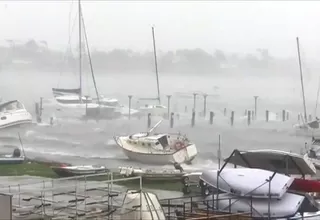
top-left (114, 120), bottom-right (197, 165)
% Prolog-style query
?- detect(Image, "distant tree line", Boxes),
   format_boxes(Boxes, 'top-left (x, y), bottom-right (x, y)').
top-left (0, 39), bottom-right (297, 75)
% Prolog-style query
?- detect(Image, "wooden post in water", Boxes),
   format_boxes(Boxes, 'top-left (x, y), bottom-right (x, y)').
top-left (128, 95), bottom-right (132, 120)
top-left (166, 95), bottom-right (171, 120)
top-left (282, 110), bottom-right (286, 121)
top-left (203, 94), bottom-right (208, 118)
top-left (209, 111), bottom-right (214, 124)
top-left (247, 110), bottom-right (251, 126)
top-left (224, 108), bottom-right (227, 116)
top-left (231, 111), bottom-right (234, 126)
top-left (35, 102), bottom-right (41, 123)
top-left (309, 114), bottom-right (312, 122)
top-left (39, 97), bottom-right (43, 118)
top-left (298, 114), bottom-right (300, 122)
top-left (191, 111), bottom-right (195, 127)
top-left (170, 112), bottom-right (174, 128)
top-left (254, 96), bottom-right (258, 120)
top-left (266, 110), bottom-right (269, 122)
top-left (147, 113), bottom-right (151, 128)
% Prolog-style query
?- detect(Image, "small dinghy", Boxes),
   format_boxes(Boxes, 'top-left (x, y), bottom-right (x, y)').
top-left (210, 192), bottom-right (306, 219)
top-left (200, 168), bottom-right (294, 199)
top-left (0, 147), bottom-right (25, 164)
top-left (119, 166), bottom-right (185, 181)
top-left (51, 164), bottom-right (109, 177)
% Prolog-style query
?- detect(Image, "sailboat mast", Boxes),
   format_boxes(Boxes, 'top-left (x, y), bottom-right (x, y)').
top-left (78, 0), bottom-right (82, 102)
top-left (152, 27), bottom-right (161, 105)
top-left (296, 37), bottom-right (307, 122)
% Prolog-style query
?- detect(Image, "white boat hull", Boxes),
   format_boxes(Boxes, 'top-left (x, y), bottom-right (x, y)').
top-left (200, 168), bottom-right (294, 199)
top-left (120, 146), bottom-right (196, 165)
top-left (227, 149), bottom-right (316, 176)
top-left (0, 110), bottom-right (32, 130)
top-left (114, 135), bottom-right (197, 165)
top-left (212, 192), bottom-right (305, 219)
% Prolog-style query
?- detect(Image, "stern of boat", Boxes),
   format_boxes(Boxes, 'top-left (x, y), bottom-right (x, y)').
top-left (172, 143), bottom-right (198, 164)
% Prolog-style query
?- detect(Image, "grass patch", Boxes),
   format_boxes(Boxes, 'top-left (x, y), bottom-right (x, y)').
top-left (0, 161), bottom-right (183, 191)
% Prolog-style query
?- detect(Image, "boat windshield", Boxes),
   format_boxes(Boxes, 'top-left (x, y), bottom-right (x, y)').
top-left (0, 101), bottom-right (24, 112)
top-left (157, 135), bottom-right (169, 148)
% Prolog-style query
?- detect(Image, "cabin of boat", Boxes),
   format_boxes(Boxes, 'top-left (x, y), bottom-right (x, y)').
top-left (0, 100), bottom-right (27, 113)
top-left (126, 133), bottom-right (189, 152)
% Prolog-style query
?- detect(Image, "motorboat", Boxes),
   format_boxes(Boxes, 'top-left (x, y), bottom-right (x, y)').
top-left (211, 192), bottom-right (311, 219)
top-left (114, 120), bottom-right (198, 165)
top-left (0, 100), bottom-right (32, 130)
top-left (226, 149), bottom-right (316, 176)
top-left (200, 168), bottom-right (294, 199)
top-left (119, 166), bottom-right (185, 181)
top-left (51, 164), bottom-right (109, 177)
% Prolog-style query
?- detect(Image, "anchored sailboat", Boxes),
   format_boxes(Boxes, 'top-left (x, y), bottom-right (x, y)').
top-left (138, 27), bottom-right (167, 117)
top-left (294, 37), bottom-right (319, 130)
top-left (52, 0), bottom-right (132, 119)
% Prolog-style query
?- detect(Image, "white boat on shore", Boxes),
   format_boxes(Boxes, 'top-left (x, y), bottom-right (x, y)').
top-left (211, 192), bottom-right (306, 219)
top-left (226, 149), bottom-right (316, 176)
top-left (200, 168), bottom-right (294, 199)
top-left (114, 120), bottom-right (198, 165)
top-left (0, 100), bottom-right (32, 130)
top-left (119, 166), bottom-right (185, 181)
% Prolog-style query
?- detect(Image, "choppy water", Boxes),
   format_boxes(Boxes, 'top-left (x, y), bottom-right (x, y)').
top-left (0, 71), bottom-right (318, 171)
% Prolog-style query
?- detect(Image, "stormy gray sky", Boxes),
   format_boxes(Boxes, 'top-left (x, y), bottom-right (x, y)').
top-left (0, 1), bottom-right (320, 58)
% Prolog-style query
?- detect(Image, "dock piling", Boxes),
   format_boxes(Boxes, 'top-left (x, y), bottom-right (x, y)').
top-left (170, 113), bottom-right (174, 128)
top-left (128, 95), bottom-right (132, 120)
top-left (266, 110), bottom-right (269, 122)
top-left (147, 113), bottom-right (151, 128)
top-left (191, 111), bottom-right (195, 127)
top-left (231, 111), bottom-right (234, 126)
top-left (247, 110), bottom-right (251, 126)
top-left (209, 111), bottom-right (214, 125)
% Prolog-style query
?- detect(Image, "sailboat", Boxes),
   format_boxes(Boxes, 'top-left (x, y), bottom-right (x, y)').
top-left (114, 120), bottom-right (197, 165)
top-left (52, 0), bottom-right (94, 110)
top-left (293, 37), bottom-right (319, 131)
top-left (138, 27), bottom-right (167, 117)
top-left (51, 0), bottom-right (127, 119)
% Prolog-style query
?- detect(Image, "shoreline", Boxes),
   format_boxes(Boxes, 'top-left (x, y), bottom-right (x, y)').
top-left (0, 159), bottom-right (183, 192)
